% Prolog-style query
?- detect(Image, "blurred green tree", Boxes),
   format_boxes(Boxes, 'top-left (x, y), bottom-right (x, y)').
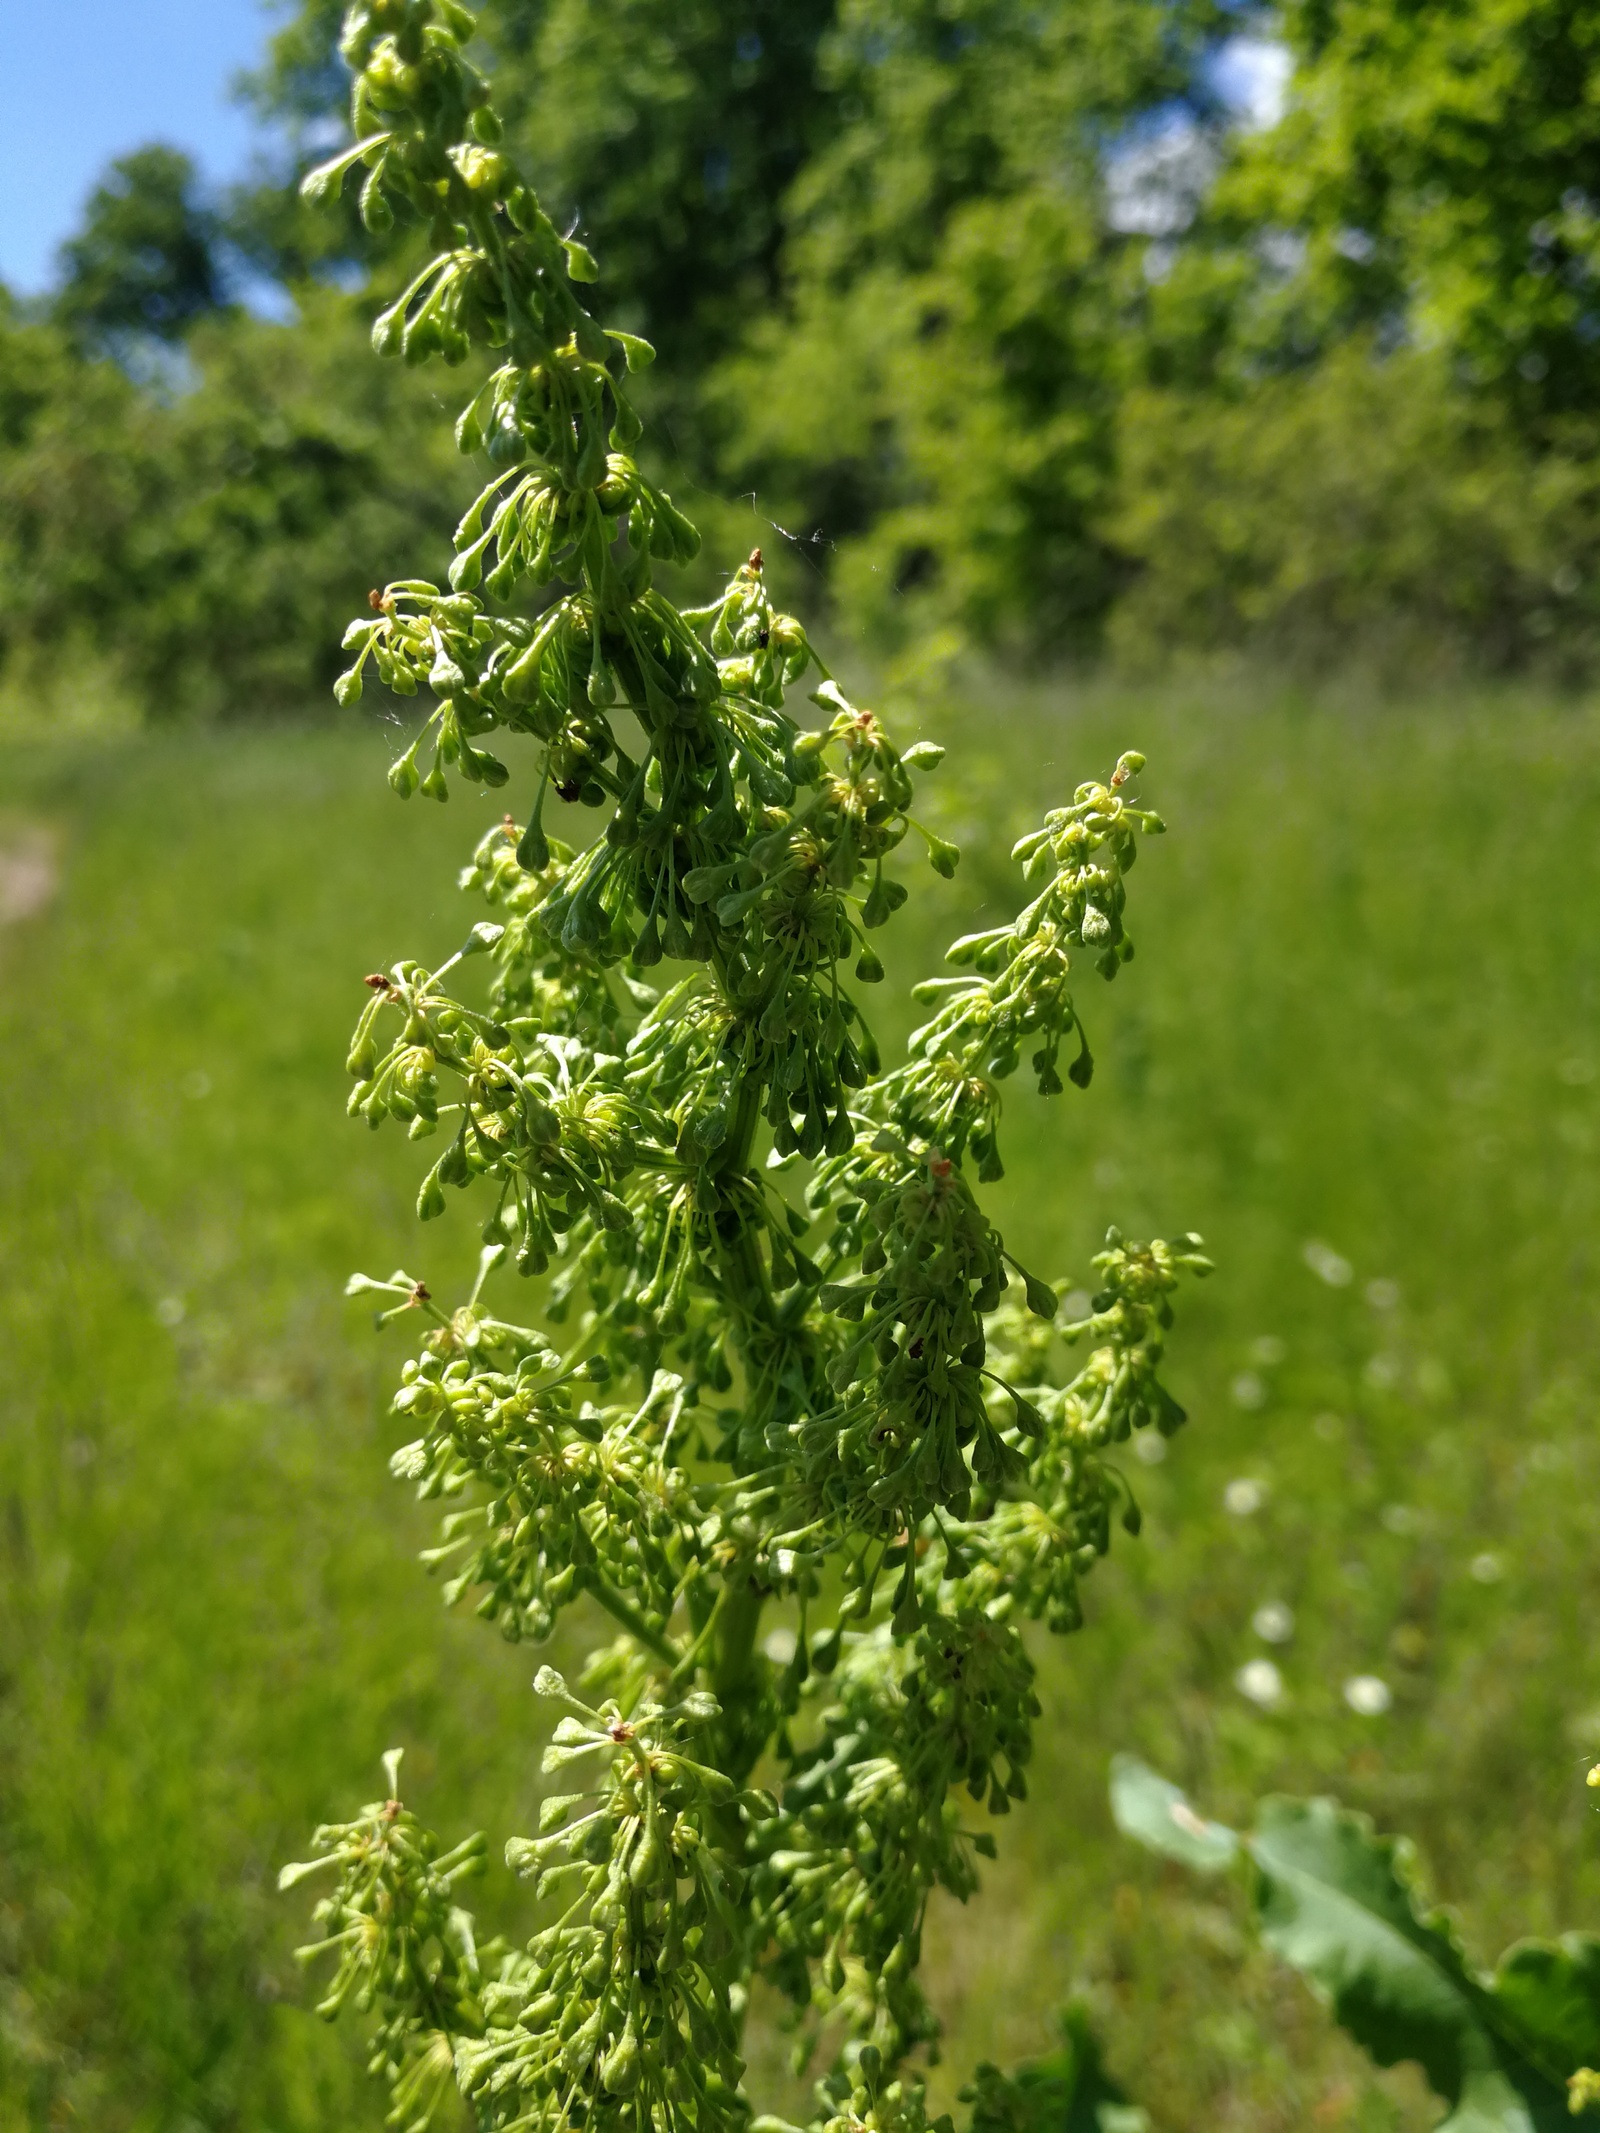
top-left (240, 0), bottom-right (837, 404)
top-left (241, 0), bottom-right (1229, 650)
top-left (1214, 0), bottom-right (1600, 424)
top-left (714, 0), bottom-right (1231, 652)
top-left (0, 292), bottom-right (471, 719)
top-left (54, 145), bottom-right (228, 348)
top-left (12, 0), bottom-right (1600, 715)
top-left (1107, 0), bottom-right (1600, 671)
top-left (1108, 340), bottom-right (1600, 675)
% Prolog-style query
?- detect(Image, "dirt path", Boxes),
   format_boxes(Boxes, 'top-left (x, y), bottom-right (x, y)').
top-left (0, 825), bottom-right (58, 925)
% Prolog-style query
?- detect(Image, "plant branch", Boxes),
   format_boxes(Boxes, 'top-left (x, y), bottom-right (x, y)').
top-left (578, 1571), bottom-right (679, 1669)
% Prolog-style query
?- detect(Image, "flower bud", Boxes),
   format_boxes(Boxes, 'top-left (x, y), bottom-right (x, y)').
top-left (359, 166), bottom-right (393, 235)
top-left (601, 2019), bottom-right (641, 2093)
top-left (924, 832), bottom-right (960, 879)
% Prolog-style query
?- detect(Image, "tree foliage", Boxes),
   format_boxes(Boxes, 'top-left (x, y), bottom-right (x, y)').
top-left (0, 291), bottom-right (470, 718)
top-left (246, 0), bottom-right (1237, 651)
top-left (274, 6), bottom-right (1209, 2127)
top-left (1216, 0), bottom-right (1600, 422)
top-left (711, 0), bottom-right (1231, 651)
top-left (54, 145), bottom-right (228, 349)
top-left (1108, 341), bottom-right (1600, 674)
top-left (11, 0), bottom-right (1600, 717)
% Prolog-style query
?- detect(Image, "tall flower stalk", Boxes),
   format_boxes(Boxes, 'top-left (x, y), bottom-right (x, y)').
top-left (280, 6), bottom-right (1210, 2128)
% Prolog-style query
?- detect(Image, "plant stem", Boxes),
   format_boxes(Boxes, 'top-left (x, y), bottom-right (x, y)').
top-left (712, 1582), bottom-right (764, 1703)
top-left (580, 1571), bottom-right (679, 1669)
top-left (711, 1579), bottom-right (767, 1783)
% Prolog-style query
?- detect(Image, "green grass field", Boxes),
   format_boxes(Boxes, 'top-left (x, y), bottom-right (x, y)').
top-left (4, 673), bottom-right (1600, 2131)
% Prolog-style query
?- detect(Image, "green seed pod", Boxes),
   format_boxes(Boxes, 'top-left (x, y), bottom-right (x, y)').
top-left (359, 165), bottom-right (394, 235)
top-left (463, 748), bottom-right (510, 789)
top-left (563, 2003), bottom-right (606, 2075)
top-left (610, 393), bottom-right (645, 450)
top-left (562, 238), bottom-right (600, 283)
top-left (371, 302), bottom-right (407, 360)
top-left (628, 1818), bottom-right (663, 1888)
top-left (346, 1000), bottom-right (384, 1079)
top-left (574, 420), bottom-right (607, 490)
top-left (1021, 1271), bottom-right (1057, 1319)
top-left (517, 812), bottom-right (550, 872)
top-left (601, 2015), bottom-right (641, 2093)
top-left (632, 914), bottom-right (662, 967)
top-left (430, 649), bottom-right (466, 697)
top-left (524, 1093), bottom-right (561, 1145)
top-left (606, 330), bottom-right (655, 372)
top-left (587, 637), bottom-right (615, 708)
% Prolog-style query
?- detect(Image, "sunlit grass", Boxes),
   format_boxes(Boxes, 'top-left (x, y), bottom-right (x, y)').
top-left (3, 674), bottom-right (1599, 2128)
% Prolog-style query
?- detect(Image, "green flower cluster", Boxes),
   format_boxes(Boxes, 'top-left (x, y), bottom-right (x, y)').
top-left (891, 760), bottom-right (1165, 1173)
top-left (465, 1671), bottom-right (768, 2133)
top-left (281, 7), bottom-right (1209, 2130)
top-left (280, 1749), bottom-right (496, 2133)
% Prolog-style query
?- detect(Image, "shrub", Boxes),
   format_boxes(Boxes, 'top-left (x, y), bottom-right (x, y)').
top-left (1109, 343), bottom-right (1600, 678)
top-left (0, 291), bottom-right (469, 721)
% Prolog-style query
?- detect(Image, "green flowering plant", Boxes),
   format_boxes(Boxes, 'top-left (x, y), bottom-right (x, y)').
top-left (279, 7), bottom-right (1211, 2129)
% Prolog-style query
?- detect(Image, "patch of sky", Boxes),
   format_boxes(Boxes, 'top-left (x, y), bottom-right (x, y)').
top-left (1, 0), bottom-right (282, 296)
top-left (1105, 119), bottom-right (1219, 238)
top-left (1103, 35), bottom-right (1289, 241)
top-left (1206, 36), bottom-right (1291, 132)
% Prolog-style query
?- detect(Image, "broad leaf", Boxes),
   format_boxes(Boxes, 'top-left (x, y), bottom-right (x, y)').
top-left (1248, 1796), bottom-right (1484, 2099)
top-left (1111, 1771), bottom-right (1580, 2127)
top-left (1490, 1937), bottom-right (1600, 2085)
top-left (1108, 1755), bottom-right (1240, 1873)
top-left (1248, 1802), bottom-right (1571, 2126)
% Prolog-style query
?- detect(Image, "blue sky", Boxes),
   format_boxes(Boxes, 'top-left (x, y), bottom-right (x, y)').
top-left (0, 0), bottom-right (279, 293)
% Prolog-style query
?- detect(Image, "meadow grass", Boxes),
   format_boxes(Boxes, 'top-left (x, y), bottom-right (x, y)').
top-left (3, 673), bottom-right (1600, 2129)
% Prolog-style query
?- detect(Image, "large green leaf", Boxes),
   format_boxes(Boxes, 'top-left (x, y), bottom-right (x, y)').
top-left (1491, 1938), bottom-right (1600, 2085)
top-left (1109, 1764), bottom-right (1584, 2128)
top-left (1248, 1796), bottom-right (1485, 2100)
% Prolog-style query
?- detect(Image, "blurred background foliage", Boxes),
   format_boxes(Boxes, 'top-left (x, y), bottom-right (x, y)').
top-left (7, 0), bottom-right (1600, 717)
top-left (8, 2), bottom-right (1600, 2129)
